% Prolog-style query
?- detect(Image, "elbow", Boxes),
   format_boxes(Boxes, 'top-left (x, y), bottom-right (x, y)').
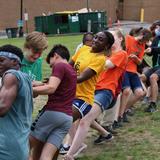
top-left (77, 76), bottom-right (84, 83)
top-left (47, 86), bottom-right (56, 94)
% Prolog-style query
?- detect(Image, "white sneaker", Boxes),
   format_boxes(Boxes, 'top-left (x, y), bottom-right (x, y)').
top-left (73, 143), bottom-right (87, 158)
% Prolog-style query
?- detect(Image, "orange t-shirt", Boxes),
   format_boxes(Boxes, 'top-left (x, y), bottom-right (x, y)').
top-left (125, 35), bottom-right (145, 73)
top-left (96, 50), bottom-right (128, 96)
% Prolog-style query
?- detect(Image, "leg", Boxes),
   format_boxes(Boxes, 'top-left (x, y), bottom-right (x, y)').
top-left (126, 88), bottom-right (145, 108)
top-left (126, 73), bottom-right (146, 108)
top-left (149, 73), bottom-right (159, 102)
top-left (64, 120), bottom-right (80, 147)
top-left (91, 120), bottom-right (110, 135)
top-left (65, 103), bottom-right (102, 159)
top-left (40, 143), bottom-right (58, 160)
top-left (99, 106), bottom-right (116, 127)
top-left (114, 94), bottom-right (121, 122)
top-left (145, 70), bottom-right (160, 112)
top-left (119, 87), bottom-right (132, 117)
top-left (29, 135), bottom-right (44, 160)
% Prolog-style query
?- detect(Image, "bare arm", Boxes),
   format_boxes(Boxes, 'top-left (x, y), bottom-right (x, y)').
top-left (104, 60), bottom-right (115, 69)
top-left (33, 76), bottom-right (61, 95)
top-left (77, 68), bottom-right (96, 83)
top-left (129, 54), bottom-right (142, 65)
top-left (69, 59), bottom-right (75, 66)
top-left (0, 74), bottom-right (18, 116)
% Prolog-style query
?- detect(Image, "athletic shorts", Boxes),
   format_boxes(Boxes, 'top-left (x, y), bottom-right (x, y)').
top-left (94, 89), bottom-right (113, 112)
top-left (73, 99), bottom-right (92, 118)
top-left (30, 110), bottom-right (72, 149)
top-left (122, 71), bottom-right (143, 91)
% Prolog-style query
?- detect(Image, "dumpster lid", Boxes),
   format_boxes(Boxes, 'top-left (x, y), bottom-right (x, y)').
top-left (55, 11), bottom-right (78, 14)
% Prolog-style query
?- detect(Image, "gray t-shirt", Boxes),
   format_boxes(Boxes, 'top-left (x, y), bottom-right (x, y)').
top-left (0, 69), bottom-right (33, 160)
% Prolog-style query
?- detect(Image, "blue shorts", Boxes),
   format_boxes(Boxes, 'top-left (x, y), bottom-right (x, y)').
top-left (122, 71), bottom-right (143, 91)
top-left (94, 89), bottom-right (113, 112)
top-left (73, 99), bottom-right (92, 118)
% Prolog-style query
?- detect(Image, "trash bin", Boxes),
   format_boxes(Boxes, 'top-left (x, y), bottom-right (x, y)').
top-left (79, 11), bottom-right (107, 33)
top-left (6, 28), bottom-right (18, 38)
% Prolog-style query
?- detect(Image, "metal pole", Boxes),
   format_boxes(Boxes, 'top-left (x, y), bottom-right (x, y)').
top-left (87, 0), bottom-right (89, 12)
top-left (24, 8), bottom-right (29, 34)
top-left (19, 0), bottom-right (24, 37)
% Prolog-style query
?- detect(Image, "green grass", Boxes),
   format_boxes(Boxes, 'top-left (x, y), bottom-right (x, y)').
top-left (0, 34), bottom-right (83, 78)
top-left (1, 35), bottom-right (160, 160)
top-left (76, 103), bottom-right (160, 160)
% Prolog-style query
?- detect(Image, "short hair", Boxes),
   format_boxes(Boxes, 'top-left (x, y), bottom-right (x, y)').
top-left (103, 30), bottom-right (115, 50)
top-left (116, 30), bottom-right (126, 50)
top-left (82, 32), bottom-right (94, 44)
top-left (140, 28), bottom-right (152, 42)
top-left (129, 27), bottom-right (152, 41)
top-left (0, 44), bottom-right (23, 61)
top-left (129, 27), bottom-right (143, 36)
top-left (150, 20), bottom-right (160, 37)
top-left (46, 44), bottom-right (70, 64)
top-left (24, 31), bottom-right (48, 52)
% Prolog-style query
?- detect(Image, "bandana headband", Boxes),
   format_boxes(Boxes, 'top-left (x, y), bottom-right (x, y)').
top-left (0, 51), bottom-right (21, 63)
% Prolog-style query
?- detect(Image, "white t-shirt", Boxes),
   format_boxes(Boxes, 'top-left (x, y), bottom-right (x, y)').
top-left (75, 43), bottom-right (83, 53)
top-left (0, 77), bottom-right (2, 87)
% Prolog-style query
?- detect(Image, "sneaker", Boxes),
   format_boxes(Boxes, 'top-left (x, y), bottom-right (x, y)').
top-left (142, 96), bottom-right (149, 105)
top-left (102, 125), bottom-right (118, 135)
top-left (112, 120), bottom-right (122, 129)
top-left (73, 143), bottom-right (87, 158)
top-left (123, 112), bottom-right (130, 123)
top-left (126, 107), bottom-right (135, 116)
top-left (117, 116), bottom-right (123, 126)
top-left (94, 134), bottom-right (113, 144)
top-left (60, 145), bottom-right (70, 155)
top-left (144, 102), bottom-right (157, 113)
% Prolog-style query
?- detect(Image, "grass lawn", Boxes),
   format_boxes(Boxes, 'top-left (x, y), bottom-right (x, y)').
top-left (0, 35), bottom-right (160, 160)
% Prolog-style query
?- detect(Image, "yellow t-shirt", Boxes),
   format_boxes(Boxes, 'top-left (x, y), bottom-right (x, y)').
top-left (74, 49), bottom-right (106, 105)
top-left (72, 45), bottom-right (91, 62)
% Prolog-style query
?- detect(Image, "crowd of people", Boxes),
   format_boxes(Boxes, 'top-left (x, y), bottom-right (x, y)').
top-left (0, 20), bottom-right (160, 160)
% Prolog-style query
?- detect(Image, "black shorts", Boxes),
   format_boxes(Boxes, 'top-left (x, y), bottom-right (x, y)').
top-left (144, 66), bottom-right (160, 85)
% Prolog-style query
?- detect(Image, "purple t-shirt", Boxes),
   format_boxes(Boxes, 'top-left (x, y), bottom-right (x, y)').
top-left (45, 62), bottom-right (77, 116)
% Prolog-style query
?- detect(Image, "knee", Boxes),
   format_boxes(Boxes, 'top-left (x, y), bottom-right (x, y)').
top-left (140, 74), bottom-right (147, 82)
top-left (150, 74), bottom-right (159, 83)
top-left (135, 90), bottom-right (145, 99)
top-left (123, 88), bottom-right (131, 97)
top-left (79, 117), bottom-right (91, 129)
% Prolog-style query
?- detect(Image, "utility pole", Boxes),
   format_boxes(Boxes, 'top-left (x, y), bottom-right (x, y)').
top-left (24, 8), bottom-right (29, 34)
top-left (19, 0), bottom-right (24, 37)
top-left (87, 0), bottom-right (89, 12)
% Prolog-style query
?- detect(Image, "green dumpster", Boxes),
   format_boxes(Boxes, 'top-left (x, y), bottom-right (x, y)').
top-left (6, 27), bottom-right (18, 38)
top-left (78, 11), bottom-right (107, 33)
top-left (54, 13), bottom-right (69, 34)
top-left (35, 16), bottom-right (49, 34)
top-left (35, 12), bottom-right (80, 35)
top-left (68, 14), bottom-right (80, 33)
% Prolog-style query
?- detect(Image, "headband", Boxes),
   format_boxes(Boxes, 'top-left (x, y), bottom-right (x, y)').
top-left (0, 51), bottom-right (21, 63)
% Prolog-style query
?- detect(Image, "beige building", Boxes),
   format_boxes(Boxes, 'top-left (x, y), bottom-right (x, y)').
top-left (0, 0), bottom-right (160, 32)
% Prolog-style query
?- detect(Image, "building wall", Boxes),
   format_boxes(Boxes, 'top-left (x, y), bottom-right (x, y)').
top-left (143, 0), bottom-right (160, 22)
top-left (123, 0), bottom-right (160, 22)
top-left (1, 0), bottom-right (159, 33)
top-left (0, 0), bottom-right (118, 32)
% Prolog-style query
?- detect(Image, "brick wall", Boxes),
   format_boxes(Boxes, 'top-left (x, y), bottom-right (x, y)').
top-left (0, 0), bottom-right (118, 33)
top-left (1, 0), bottom-right (160, 33)
top-left (123, 0), bottom-right (160, 22)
